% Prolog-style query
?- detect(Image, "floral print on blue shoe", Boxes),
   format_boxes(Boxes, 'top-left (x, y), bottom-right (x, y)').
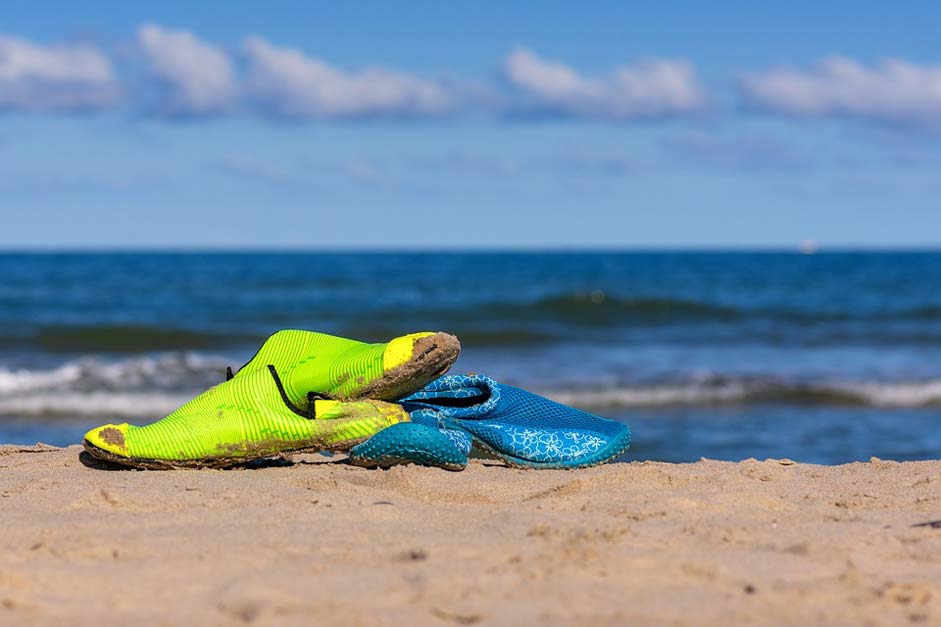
top-left (351, 374), bottom-right (630, 470)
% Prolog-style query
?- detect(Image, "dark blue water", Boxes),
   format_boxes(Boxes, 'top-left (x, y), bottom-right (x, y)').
top-left (1, 251), bottom-right (939, 463)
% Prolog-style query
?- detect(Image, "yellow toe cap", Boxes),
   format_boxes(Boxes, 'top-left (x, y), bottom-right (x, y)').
top-left (83, 423), bottom-right (130, 457)
top-left (382, 332), bottom-right (436, 370)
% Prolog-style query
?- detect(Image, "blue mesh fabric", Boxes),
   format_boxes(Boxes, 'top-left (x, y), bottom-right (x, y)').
top-left (401, 374), bottom-right (630, 464)
top-left (408, 408), bottom-right (473, 455)
top-left (402, 374), bottom-right (500, 418)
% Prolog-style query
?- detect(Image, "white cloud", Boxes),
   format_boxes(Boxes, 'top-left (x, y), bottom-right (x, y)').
top-left (503, 48), bottom-right (706, 119)
top-left (740, 57), bottom-right (941, 126)
top-left (0, 35), bottom-right (118, 111)
top-left (137, 24), bottom-right (235, 115)
top-left (242, 36), bottom-right (454, 118)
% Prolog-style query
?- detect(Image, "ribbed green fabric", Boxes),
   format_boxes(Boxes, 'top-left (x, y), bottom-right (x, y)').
top-left (88, 366), bottom-right (407, 463)
top-left (235, 330), bottom-right (389, 403)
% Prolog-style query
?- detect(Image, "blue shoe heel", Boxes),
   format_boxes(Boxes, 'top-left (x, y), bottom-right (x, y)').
top-left (348, 422), bottom-right (470, 471)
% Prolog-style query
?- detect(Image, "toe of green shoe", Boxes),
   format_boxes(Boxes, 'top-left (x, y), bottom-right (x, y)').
top-left (382, 331), bottom-right (460, 371)
top-left (83, 423), bottom-right (131, 458)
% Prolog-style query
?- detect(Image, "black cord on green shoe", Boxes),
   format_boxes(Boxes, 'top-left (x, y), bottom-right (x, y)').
top-left (232, 330), bottom-right (461, 402)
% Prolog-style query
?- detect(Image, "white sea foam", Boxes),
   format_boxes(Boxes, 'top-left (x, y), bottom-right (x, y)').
top-left (0, 362), bottom-right (85, 394)
top-left (0, 353), bottom-right (230, 417)
top-left (0, 392), bottom-right (192, 418)
top-left (0, 353), bottom-right (227, 391)
top-left (548, 382), bottom-right (752, 408)
top-left (549, 378), bottom-right (941, 409)
top-left (2, 354), bottom-right (941, 417)
top-left (834, 380), bottom-right (941, 407)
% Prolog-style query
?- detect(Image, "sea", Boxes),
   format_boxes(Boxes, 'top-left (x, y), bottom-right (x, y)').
top-left (1, 251), bottom-right (939, 464)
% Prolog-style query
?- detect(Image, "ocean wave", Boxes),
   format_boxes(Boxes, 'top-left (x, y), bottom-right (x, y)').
top-left (453, 293), bottom-right (941, 328)
top-left (0, 324), bottom-right (260, 353)
top-left (548, 378), bottom-right (941, 409)
top-left (2, 353), bottom-right (941, 418)
top-left (0, 352), bottom-right (229, 392)
top-left (481, 293), bottom-right (741, 325)
top-left (0, 392), bottom-right (193, 418)
top-left (0, 353), bottom-right (229, 417)
top-left (4, 294), bottom-right (941, 355)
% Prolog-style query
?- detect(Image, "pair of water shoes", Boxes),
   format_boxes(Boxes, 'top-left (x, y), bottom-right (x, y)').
top-left (83, 330), bottom-right (631, 470)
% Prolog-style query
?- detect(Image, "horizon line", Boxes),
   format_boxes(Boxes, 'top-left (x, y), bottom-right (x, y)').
top-left (1, 245), bottom-right (941, 254)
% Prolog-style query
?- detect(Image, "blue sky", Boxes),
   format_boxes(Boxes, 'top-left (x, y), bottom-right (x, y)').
top-left (2, 0), bottom-right (940, 248)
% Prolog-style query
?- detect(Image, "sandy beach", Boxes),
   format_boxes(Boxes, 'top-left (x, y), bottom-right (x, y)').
top-left (0, 445), bottom-right (938, 626)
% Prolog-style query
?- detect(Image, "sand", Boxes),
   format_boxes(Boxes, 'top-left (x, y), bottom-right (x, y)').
top-left (1, 445), bottom-right (940, 626)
